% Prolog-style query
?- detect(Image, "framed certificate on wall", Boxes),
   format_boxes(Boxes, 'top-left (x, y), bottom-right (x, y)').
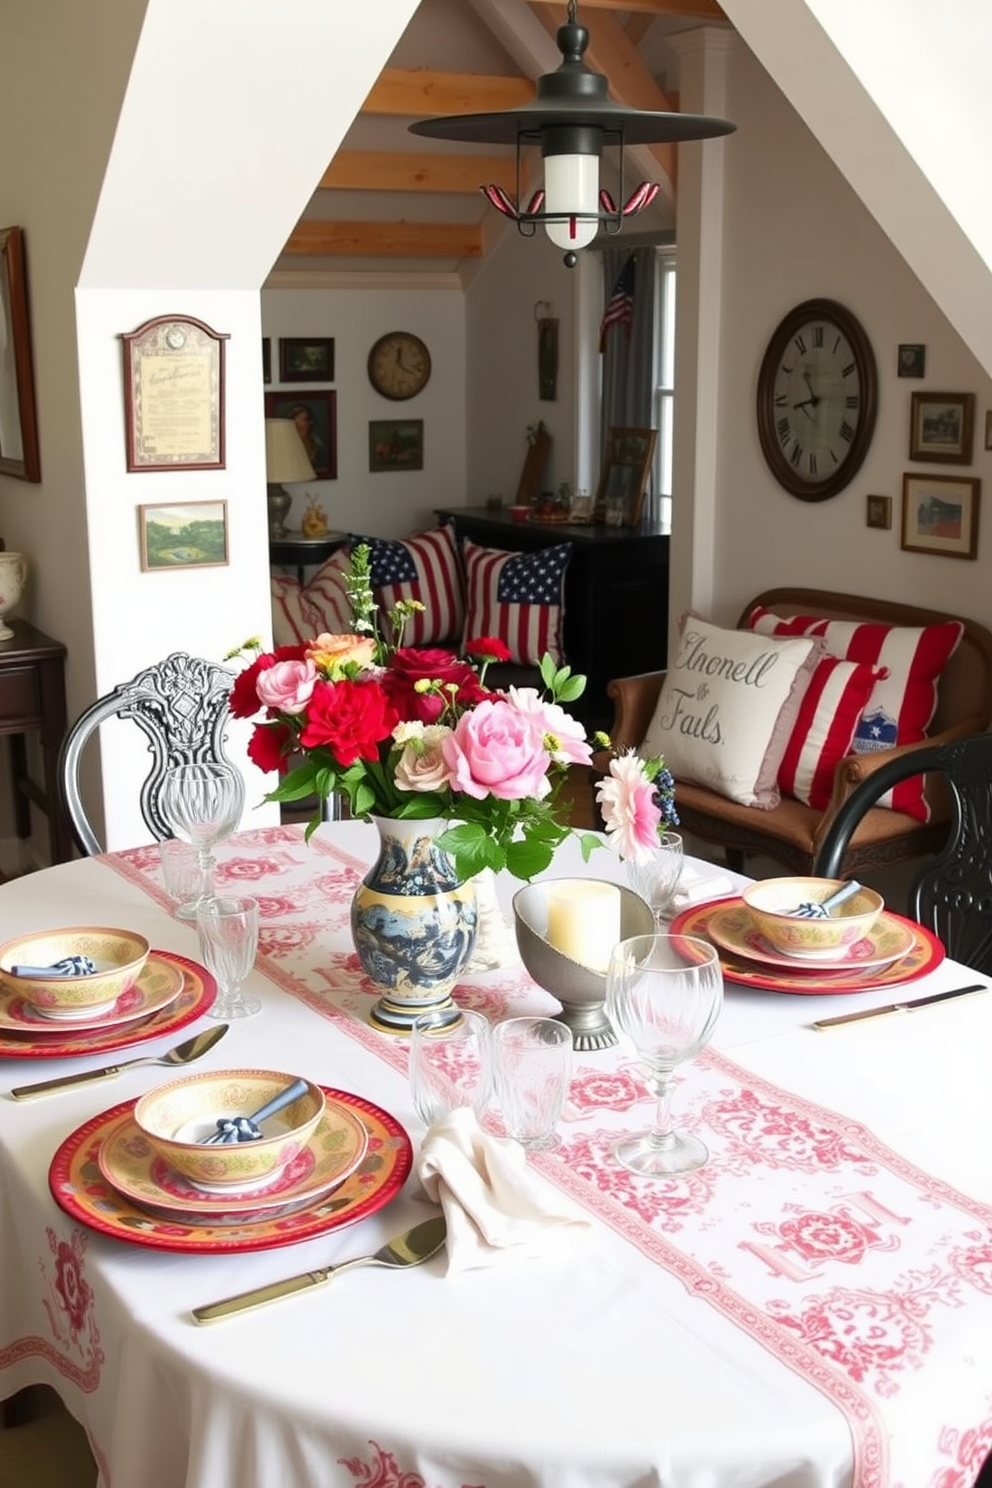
top-left (122, 315), bottom-right (229, 471)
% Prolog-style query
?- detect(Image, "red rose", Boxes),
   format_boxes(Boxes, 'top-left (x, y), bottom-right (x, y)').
top-left (298, 678), bottom-right (397, 765)
top-left (247, 721), bottom-right (294, 774)
top-left (383, 647), bottom-right (488, 724)
top-left (230, 646), bottom-right (306, 719)
top-left (465, 635), bottom-right (512, 663)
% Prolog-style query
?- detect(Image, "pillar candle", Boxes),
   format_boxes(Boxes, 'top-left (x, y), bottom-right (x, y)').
top-left (546, 881), bottom-right (622, 971)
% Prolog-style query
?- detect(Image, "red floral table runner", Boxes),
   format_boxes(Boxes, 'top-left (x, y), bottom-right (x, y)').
top-left (110, 827), bottom-right (992, 1488)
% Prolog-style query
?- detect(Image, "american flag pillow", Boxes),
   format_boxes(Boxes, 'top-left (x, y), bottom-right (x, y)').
top-left (461, 538), bottom-right (571, 666)
top-left (351, 526), bottom-right (463, 646)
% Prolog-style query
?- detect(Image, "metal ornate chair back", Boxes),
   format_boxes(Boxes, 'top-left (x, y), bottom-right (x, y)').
top-left (58, 651), bottom-right (238, 856)
top-left (812, 733), bottom-right (992, 975)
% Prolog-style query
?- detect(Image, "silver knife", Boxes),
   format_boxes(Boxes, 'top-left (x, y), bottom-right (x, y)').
top-left (813, 983), bottom-right (987, 1030)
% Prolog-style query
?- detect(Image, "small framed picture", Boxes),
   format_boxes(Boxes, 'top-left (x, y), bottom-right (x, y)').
top-left (138, 500), bottom-right (229, 572)
top-left (568, 490), bottom-right (595, 523)
top-left (866, 494), bottom-right (892, 530)
top-left (262, 337), bottom-right (271, 385)
top-left (909, 391), bottom-right (975, 464)
top-left (279, 337), bottom-right (335, 383)
top-left (901, 474), bottom-right (980, 560)
top-left (264, 391), bottom-right (336, 479)
top-left (985, 409), bottom-right (992, 451)
top-left (369, 419), bottom-right (423, 472)
top-left (897, 343), bottom-right (926, 378)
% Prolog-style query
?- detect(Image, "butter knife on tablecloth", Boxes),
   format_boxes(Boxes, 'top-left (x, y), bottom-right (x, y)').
top-left (812, 983), bottom-right (987, 1029)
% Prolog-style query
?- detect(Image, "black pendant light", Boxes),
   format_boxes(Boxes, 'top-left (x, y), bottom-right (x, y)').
top-left (409, 1), bottom-right (735, 266)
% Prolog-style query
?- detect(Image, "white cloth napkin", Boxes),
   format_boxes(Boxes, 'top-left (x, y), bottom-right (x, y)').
top-left (415, 1108), bottom-right (592, 1273)
top-left (672, 867), bottom-right (737, 909)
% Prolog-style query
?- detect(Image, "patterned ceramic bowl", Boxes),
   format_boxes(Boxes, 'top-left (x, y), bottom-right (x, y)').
top-left (0, 926), bottom-right (150, 1018)
top-left (741, 878), bottom-right (884, 959)
top-left (134, 1069), bottom-right (326, 1189)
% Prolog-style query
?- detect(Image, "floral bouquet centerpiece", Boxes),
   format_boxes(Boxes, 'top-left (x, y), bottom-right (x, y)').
top-left (230, 544), bottom-right (676, 1030)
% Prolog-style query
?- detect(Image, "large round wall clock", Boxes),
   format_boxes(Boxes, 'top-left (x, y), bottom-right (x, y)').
top-left (756, 298), bottom-right (878, 501)
top-left (367, 331), bottom-right (432, 401)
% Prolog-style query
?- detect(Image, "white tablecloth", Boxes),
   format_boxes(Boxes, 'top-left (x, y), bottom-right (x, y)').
top-left (1, 823), bottom-right (991, 1488)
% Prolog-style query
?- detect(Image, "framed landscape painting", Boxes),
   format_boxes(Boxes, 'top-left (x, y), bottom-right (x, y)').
top-left (279, 337), bottom-right (335, 383)
top-left (909, 391), bottom-right (974, 464)
top-left (369, 419), bottom-right (423, 472)
top-left (139, 501), bottom-right (229, 571)
top-left (900, 474), bottom-right (980, 560)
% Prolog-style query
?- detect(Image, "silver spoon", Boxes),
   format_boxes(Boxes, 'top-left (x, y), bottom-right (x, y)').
top-left (191, 1215), bottom-right (448, 1324)
top-left (791, 880), bottom-right (862, 919)
top-left (9, 1024), bottom-right (229, 1100)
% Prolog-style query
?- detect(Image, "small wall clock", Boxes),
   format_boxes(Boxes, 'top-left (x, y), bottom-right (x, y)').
top-left (367, 331), bottom-right (431, 401)
top-left (756, 298), bottom-right (877, 501)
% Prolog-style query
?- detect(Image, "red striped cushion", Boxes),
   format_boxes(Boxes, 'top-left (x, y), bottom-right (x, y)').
top-left (461, 538), bottom-right (570, 665)
top-left (352, 526), bottom-right (464, 646)
top-left (270, 574), bottom-right (320, 647)
top-left (303, 549), bottom-right (352, 635)
top-left (749, 609), bottom-right (964, 819)
top-left (777, 656), bottom-right (886, 809)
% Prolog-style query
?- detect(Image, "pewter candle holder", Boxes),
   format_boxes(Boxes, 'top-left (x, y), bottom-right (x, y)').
top-left (512, 878), bottom-right (655, 1051)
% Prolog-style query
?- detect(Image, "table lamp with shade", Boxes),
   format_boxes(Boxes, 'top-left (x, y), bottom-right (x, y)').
top-left (265, 418), bottom-right (315, 540)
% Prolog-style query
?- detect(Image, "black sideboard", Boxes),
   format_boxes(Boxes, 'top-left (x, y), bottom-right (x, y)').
top-left (436, 507), bottom-right (670, 733)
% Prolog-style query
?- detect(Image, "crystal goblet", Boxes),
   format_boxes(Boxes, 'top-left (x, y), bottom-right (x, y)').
top-left (491, 1015), bottom-right (572, 1151)
top-left (195, 895), bottom-right (261, 1021)
top-left (160, 763), bottom-right (244, 911)
top-left (625, 832), bottom-right (684, 922)
top-left (409, 1008), bottom-right (492, 1127)
top-left (605, 933), bottom-right (723, 1176)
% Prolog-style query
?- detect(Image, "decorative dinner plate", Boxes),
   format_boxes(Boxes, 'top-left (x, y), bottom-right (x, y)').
top-left (706, 903), bottom-right (916, 974)
top-left (0, 951), bottom-right (216, 1060)
top-left (49, 1088), bottom-right (411, 1253)
top-left (97, 1093), bottom-right (369, 1220)
top-left (671, 899), bottom-right (944, 994)
top-left (0, 954), bottom-right (184, 1035)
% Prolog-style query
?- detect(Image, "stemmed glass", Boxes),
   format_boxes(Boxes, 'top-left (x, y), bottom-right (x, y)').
top-left (196, 895), bottom-right (261, 1020)
top-left (625, 832), bottom-right (684, 922)
top-left (160, 763), bottom-right (244, 912)
top-left (605, 933), bottom-right (723, 1176)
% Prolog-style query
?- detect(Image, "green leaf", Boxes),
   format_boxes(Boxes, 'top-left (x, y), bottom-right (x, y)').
top-left (505, 836), bottom-right (555, 880)
top-left (577, 832), bottom-right (604, 862)
top-left (556, 673), bottom-right (586, 703)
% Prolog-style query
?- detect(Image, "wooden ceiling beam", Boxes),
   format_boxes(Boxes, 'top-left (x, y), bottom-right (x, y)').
top-left (285, 220), bottom-right (484, 259)
top-left (320, 151), bottom-right (515, 194)
top-left (363, 69), bottom-right (534, 117)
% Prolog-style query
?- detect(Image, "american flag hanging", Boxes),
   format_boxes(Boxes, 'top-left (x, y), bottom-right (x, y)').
top-left (599, 254), bottom-right (636, 352)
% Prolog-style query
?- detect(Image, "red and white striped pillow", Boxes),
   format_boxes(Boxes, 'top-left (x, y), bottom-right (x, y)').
top-left (269, 550), bottom-right (352, 647)
top-left (351, 525), bottom-right (464, 646)
top-left (776, 655), bottom-right (886, 810)
top-left (460, 538), bottom-right (570, 665)
top-left (749, 609), bottom-right (964, 819)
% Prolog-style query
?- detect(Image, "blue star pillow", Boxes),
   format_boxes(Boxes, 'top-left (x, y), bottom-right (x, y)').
top-left (460, 538), bottom-right (571, 665)
top-left (350, 525), bottom-right (464, 646)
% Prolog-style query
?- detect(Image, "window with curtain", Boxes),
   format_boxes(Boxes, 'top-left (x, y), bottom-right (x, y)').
top-left (652, 246), bottom-right (677, 530)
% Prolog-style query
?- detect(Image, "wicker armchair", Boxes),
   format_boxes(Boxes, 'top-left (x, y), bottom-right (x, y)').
top-left (602, 588), bottom-right (992, 876)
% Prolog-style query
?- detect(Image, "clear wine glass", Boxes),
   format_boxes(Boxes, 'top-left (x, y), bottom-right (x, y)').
top-left (160, 763), bottom-right (244, 911)
top-left (196, 895), bottom-right (261, 1020)
top-left (605, 933), bottom-right (723, 1176)
top-left (625, 831), bottom-right (684, 922)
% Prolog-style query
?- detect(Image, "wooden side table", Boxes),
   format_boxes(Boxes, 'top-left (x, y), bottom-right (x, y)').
top-left (269, 531), bottom-right (346, 586)
top-left (0, 621), bottom-right (72, 864)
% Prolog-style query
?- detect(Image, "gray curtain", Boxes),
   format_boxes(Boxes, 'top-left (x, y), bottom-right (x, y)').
top-left (599, 246), bottom-right (657, 521)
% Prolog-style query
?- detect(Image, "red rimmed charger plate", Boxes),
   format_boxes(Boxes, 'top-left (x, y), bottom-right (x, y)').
top-left (671, 898), bottom-right (944, 994)
top-left (49, 1087), bottom-right (412, 1254)
top-left (0, 951), bottom-right (215, 1059)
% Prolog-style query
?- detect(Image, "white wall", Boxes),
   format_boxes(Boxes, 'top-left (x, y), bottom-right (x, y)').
top-left (260, 287), bottom-right (467, 539)
top-left (700, 40), bottom-right (992, 632)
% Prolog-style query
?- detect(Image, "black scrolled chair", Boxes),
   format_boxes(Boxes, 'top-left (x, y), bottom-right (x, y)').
top-left (58, 651), bottom-right (238, 856)
top-left (812, 732), bottom-right (992, 976)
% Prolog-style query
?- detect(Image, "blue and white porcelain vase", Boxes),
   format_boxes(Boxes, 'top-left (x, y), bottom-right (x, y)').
top-left (351, 816), bottom-right (478, 1034)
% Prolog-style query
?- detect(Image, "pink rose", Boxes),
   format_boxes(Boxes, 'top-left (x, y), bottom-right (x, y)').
top-left (394, 725), bottom-right (453, 793)
top-left (442, 699), bottom-right (551, 801)
top-left (507, 687), bottom-right (592, 767)
top-left (255, 659), bottom-right (317, 715)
